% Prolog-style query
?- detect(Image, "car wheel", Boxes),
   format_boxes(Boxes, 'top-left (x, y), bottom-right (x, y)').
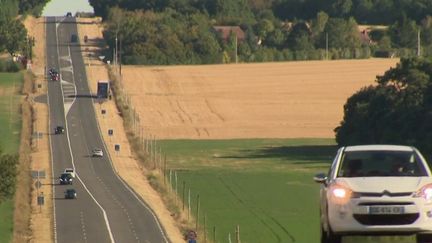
top-left (321, 223), bottom-right (342, 243)
top-left (417, 234), bottom-right (432, 243)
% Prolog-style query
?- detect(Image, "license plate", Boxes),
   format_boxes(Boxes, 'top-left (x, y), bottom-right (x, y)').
top-left (369, 206), bottom-right (405, 214)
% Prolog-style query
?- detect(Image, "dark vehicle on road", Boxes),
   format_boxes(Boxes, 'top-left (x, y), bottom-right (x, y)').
top-left (71, 34), bottom-right (78, 43)
top-left (55, 126), bottom-right (65, 134)
top-left (66, 12), bottom-right (72, 17)
top-left (59, 173), bottom-right (73, 185)
top-left (49, 68), bottom-right (60, 81)
top-left (65, 189), bottom-right (77, 199)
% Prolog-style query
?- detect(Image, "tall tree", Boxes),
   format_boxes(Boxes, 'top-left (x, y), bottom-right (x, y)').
top-left (336, 58), bottom-right (432, 155)
top-left (389, 15), bottom-right (418, 49)
top-left (286, 22), bottom-right (314, 51)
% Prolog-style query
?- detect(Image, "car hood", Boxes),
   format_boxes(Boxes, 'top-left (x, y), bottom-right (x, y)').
top-left (335, 177), bottom-right (432, 193)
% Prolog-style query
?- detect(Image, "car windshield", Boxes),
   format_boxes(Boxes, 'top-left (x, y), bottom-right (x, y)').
top-left (337, 150), bottom-right (428, 177)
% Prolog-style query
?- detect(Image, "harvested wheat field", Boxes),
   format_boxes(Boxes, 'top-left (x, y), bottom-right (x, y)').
top-left (121, 59), bottom-right (399, 139)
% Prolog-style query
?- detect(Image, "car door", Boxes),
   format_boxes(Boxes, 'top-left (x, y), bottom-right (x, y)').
top-left (320, 148), bottom-right (344, 229)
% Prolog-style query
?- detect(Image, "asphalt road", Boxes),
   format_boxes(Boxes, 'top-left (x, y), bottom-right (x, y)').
top-left (46, 16), bottom-right (169, 243)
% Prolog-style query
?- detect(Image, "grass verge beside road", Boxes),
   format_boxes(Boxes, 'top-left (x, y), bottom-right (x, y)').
top-left (0, 72), bottom-right (23, 153)
top-left (160, 138), bottom-right (416, 243)
top-left (0, 200), bottom-right (13, 243)
top-left (0, 72), bottom-right (24, 243)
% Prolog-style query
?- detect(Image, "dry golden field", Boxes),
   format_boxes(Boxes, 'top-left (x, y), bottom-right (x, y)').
top-left (120, 59), bottom-right (399, 139)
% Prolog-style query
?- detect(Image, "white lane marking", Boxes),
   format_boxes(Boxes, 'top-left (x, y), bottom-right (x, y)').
top-left (47, 17), bottom-right (58, 243)
top-left (55, 17), bottom-right (116, 243)
top-left (80, 212), bottom-right (88, 243)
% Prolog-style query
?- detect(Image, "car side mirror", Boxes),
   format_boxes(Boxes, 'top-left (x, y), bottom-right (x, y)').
top-left (313, 173), bottom-right (327, 184)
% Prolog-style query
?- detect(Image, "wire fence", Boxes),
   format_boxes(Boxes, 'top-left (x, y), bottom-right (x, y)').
top-left (108, 65), bottom-right (242, 243)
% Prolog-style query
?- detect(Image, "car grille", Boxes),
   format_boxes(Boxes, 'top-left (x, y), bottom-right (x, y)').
top-left (358, 202), bottom-right (414, 206)
top-left (353, 213), bottom-right (419, 225)
top-left (357, 192), bottom-right (413, 197)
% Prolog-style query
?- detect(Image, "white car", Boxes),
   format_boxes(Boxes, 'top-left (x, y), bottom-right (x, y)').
top-left (64, 168), bottom-right (75, 178)
top-left (92, 148), bottom-right (103, 157)
top-left (314, 145), bottom-right (432, 243)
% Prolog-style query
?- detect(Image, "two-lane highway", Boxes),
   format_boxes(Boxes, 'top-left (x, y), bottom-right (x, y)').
top-left (46, 16), bottom-right (169, 243)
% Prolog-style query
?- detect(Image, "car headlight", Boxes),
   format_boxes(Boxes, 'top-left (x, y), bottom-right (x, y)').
top-left (414, 183), bottom-right (432, 202)
top-left (329, 184), bottom-right (355, 205)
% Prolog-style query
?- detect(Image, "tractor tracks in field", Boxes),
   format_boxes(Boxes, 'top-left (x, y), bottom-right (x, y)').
top-left (218, 176), bottom-right (296, 242)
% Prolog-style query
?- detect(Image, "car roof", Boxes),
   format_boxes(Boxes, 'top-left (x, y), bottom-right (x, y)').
top-left (344, 144), bottom-right (414, 152)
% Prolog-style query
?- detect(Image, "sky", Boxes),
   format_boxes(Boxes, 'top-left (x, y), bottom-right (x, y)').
top-left (42, 0), bottom-right (94, 16)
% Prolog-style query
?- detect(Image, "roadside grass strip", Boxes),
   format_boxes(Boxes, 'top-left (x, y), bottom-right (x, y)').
top-left (0, 200), bottom-right (13, 243)
top-left (0, 72), bottom-right (22, 153)
top-left (0, 72), bottom-right (23, 243)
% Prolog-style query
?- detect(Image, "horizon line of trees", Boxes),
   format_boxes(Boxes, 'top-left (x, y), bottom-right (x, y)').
top-left (85, 0), bottom-right (432, 65)
top-left (101, 6), bottom-right (432, 65)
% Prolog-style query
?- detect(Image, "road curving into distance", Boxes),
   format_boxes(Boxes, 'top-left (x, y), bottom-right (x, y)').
top-left (46, 16), bottom-right (169, 243)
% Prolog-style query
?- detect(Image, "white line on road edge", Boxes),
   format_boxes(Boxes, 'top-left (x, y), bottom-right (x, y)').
top-left (55, 17), bottom-right (116, 243)
top-left (48, 17), bottom-right (58, 243)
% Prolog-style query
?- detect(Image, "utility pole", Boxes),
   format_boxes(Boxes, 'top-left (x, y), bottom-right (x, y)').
top-left (417, 29), bottom-right (421, 57)
top-left (119, 37), bottom-right (122, 76)
top-left (115, 36), bottom-right (118, 69)
top-left (326, 32), bottom-right (329, 60)
top-left (235, 33), bottom-right (238, 64)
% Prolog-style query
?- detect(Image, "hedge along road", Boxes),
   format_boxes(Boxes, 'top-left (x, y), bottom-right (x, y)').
top-left (46, 16), bottom-right (169, 243)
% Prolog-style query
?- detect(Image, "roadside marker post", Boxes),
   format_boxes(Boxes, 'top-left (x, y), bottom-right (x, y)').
top-left (108, 129), bottom-right (113, 142)
top-left (115, 144), bottom-right (120, 156)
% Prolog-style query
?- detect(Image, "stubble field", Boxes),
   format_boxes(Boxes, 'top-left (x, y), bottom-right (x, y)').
top-left (121, 59), bottom-right (399, 140)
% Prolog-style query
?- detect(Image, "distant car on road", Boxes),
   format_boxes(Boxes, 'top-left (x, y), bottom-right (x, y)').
top-left (59, 173), bottom-right (73, 185)
top-left (64, 168), bottom-right (75, 178)
top-left (48, 68), bottom-right (59, 81)
top-left (54, 126), bottom-right (65, 134)
top-left (92, 148), bottom-right (103, 157)
top-left (64, 189), bottom-right (77, 199)
top-left (66, 12), bottom-right (72, 17)
top-left (71, 34), bottom-right (78, 43)
top-left (314, 145), bottom-right (432, 243)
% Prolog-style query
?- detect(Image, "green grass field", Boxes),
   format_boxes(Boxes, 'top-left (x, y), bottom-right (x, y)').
top-left (0, 72), bottom-right (23, 243)
top-left (160, 138), bottom-right (416, 243)
top-left (0, 72), bottom-right (22, 153)
top-left (0, 200), bottom-right (14, 243)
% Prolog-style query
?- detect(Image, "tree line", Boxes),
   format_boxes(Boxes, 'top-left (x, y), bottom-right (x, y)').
top-left (89, 0), bottom-right (432, 65)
